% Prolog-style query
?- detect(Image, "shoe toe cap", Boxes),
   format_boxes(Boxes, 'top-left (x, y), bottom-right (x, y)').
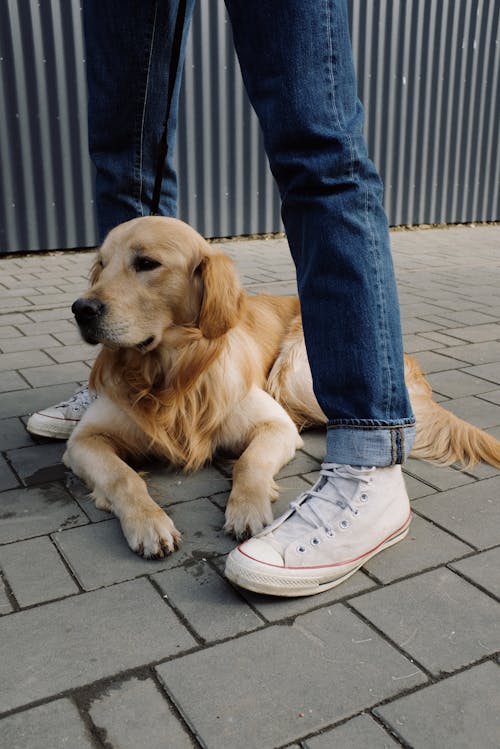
top-left (235, 538), bottom-right (284, 567)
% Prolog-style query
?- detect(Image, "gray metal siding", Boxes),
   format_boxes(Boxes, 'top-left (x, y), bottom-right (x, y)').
top-left (1, 0), bottom-right (498, 254)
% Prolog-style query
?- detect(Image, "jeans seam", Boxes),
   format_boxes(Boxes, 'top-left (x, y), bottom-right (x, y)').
top-left (137, 0), bottom-right (159, 216)
top-left (327, 422), bottom-right (416, 429)
top-left (325, 0), bottom-right (355, 182)
top-left (364, 185), bottom-right (393, 420)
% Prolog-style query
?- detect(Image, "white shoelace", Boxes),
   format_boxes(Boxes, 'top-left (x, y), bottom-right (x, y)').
top-left (57, 386), bottom-right (96, 415)
top-left (273, 464), bottom-right (374, 543)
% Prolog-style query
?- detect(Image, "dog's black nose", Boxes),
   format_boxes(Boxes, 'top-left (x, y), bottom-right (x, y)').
top-left (72, 297), bottom-right (106, 322)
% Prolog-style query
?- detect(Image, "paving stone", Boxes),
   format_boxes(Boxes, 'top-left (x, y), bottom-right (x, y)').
top-left (24, 308), bottom-right (73, 322)
top-left (426, 369), bottom-right (499, 398)
top-left (0, 382), bottom-right (81, 418)
top-left (299, 427), bottom-right (327, 460)
top-left (0, 325), bottom-right (22, 339)
top-left (0, 417), bottom-right (39, 451)
top-left (450, 546), bottom-right (500, 599)
top-left (0, 349), bottom-right (53, 372)
top-left (414, 350), bottom-right (469, 373)
top-left (145, 465), bottom-right (231, 504)
top-left (304, 713), bottom-right (399, 748)
top-left (152, 560), bottom-right (263, 641)
top-left (0, 698), bottom-right (95, 749)
top-left (43, 343), bottom-right (98, 363)
top-left (0, 312), bottom-right (31, 326)
top-left (0, 370), bottom-right (29, 393)
top-left (0, 578), bottom-right (195, 712)
top-left (419, 330), bottom-right (470, 346)
top-left (363, 514), bottom-right (472, 583)
top-left (52, 328), bottom-right (87, 345)
top-left (351, 568), bottom-right (500, 675)
top-left (0, 296), bottom-right (35, 311)
top-left (444, 323), bottom-right (500, 342)
top-left (402, 317), bottom-right (440, 335)
top-left (0, 536), bottom-right (79, 607)
top-left (461, 457), bottom-right (500, 480)
top-left (375, 662), bottom-right (500, 749)
top-left (479, 388), bottom-right (500, 406)
top-left (0, 454), bottom-right (19, 491)
top-left (0, 334), bottom-right (61, 353)
top-left (157, 605), bottom-right (425, 749)
top-left (276, 449), bottom-right (321, 479)
top-left (88, 677), bottom-right (195, 749)
top-left (224, 564), bottom-right (377, 622)
top-left (6, 441), bottom-right (67, 486)
top-left (403, 335), bottom-right (441, 353)
top-left (443, 395), bottom-right (500, 429)
top-left (439, 340), bottom-right (500, 365)
top-left (462, 363), bottom-right (500, 386)
top-left (65, 474), bottom-right (112, 522)
top-left (402, 472), bottom-right (437, 500)
top-left (413, 475), bottom-right (500, 549)
top-left (54, 499), bottom-right (233, 590)
top-left (397, 458), bottom-right (474, 491)
top-left (16, 318), bottom-right (76, 336)
top-left (20, 361), bottom-right (91, 387)
top-left (431, 309), bottom-right (499, 326)
top-left (0, 483), bottom-right (87, 543)
top-left (0, 576), bottom-right (13, 615)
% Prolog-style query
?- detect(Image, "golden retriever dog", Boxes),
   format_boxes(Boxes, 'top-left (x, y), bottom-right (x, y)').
top-left (63, 216), bottom-right (500, 558)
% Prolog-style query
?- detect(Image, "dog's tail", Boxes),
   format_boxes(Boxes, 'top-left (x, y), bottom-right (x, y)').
top-left (406, 355), bottom-right (500, 469)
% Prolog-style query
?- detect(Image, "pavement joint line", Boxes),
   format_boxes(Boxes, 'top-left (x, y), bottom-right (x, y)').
top-left (445, 561), bottom-right (500, 605)
top-left (147, 574), bottom-right (207, 647)
top-left (48, 533), bottom-right (86, 595)
top-left (402, 465), bottom-right (478, 492)
top-left (341, 599), bottom-right (437, 683)
top-left (0, 569), bottom-right (19, 613)
top-left (155, 672), bottom-right (209, 749)
top-left (409, 507), bottom-right (481, 551)
top-left (148, 668), bottom-right (206, 749)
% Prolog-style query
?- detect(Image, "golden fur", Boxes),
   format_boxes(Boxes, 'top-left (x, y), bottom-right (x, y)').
top-left (64, 217), bottom-right (500, 558)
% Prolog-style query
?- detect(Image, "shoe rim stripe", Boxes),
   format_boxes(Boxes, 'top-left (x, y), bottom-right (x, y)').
top-left (32, 414), bottom-right (81, 422)
top-left (236, 511), bottom-right (412, 571)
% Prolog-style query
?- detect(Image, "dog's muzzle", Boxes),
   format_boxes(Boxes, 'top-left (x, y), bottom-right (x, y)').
top-left (72, 297), bottom-right (106, 344)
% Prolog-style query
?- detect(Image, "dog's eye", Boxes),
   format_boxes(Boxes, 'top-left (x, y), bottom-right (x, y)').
top-left (133, 256), bottom-right (162, 272)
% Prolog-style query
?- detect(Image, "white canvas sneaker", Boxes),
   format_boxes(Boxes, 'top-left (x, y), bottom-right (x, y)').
top-left (225, 463), bottom-right (411, 597)
top-left (26, 385), bottom-right (97, 439)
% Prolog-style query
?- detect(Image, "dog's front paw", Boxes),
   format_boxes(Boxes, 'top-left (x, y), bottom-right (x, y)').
top-left (121, 507), bottom-right (181, 559)
top-left (224, 495), bottom-right (273, 540)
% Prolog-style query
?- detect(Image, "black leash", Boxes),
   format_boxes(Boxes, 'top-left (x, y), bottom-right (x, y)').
top-left (150, 0), bottom-right (188, 216)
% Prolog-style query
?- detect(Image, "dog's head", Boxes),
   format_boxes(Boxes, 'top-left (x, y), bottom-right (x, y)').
top-left (73, 217), bottom-right (243, 352)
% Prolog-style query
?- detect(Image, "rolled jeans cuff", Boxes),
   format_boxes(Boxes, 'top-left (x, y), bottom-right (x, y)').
top-left (326, 421), bottom-right (416, 467)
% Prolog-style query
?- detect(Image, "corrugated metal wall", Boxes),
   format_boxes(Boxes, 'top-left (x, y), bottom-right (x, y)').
top-left (1, 0), bottom-right (498, 254)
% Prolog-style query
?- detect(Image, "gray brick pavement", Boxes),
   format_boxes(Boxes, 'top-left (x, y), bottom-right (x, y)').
top-left (0, 225), bottom-right (499, 747)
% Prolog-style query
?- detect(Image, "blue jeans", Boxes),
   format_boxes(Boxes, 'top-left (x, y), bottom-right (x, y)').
top-left (83, 0), bottom-right (416, 466)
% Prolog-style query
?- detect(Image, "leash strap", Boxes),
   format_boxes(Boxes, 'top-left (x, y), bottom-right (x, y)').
top-left (150, 0), bottom-right (188, 216)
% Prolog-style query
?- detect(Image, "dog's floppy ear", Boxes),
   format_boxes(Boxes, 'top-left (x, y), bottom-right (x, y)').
top-left (89, 255), bottom-right (103, 286)
top-left (196, 253), bottom-right (243, 338)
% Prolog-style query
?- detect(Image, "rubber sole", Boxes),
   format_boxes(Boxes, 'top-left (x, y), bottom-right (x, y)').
top-left (26, 414), bottom-right (77, 440)
top-left (224, 518), bottom-right (411, 597)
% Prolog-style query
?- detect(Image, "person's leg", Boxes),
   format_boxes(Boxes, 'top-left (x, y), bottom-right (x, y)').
top-left (27, 0), bottom-right (194, 438)
top-left (225, 0), bottom-right (414, 462)
top-left (224, 0), bottom-right (415, 595)
top-left (84, 0), bottom-right (195, 240)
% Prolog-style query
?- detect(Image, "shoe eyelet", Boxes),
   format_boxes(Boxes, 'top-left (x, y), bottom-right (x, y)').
top-left (310, 536), bottom-right (321, 546)
top-left (297, 545), bottom-right (307, 553)
top-left (339, 519), bottom-right (350, 529)
top-left (360, 493), bottom-right (369, 503)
